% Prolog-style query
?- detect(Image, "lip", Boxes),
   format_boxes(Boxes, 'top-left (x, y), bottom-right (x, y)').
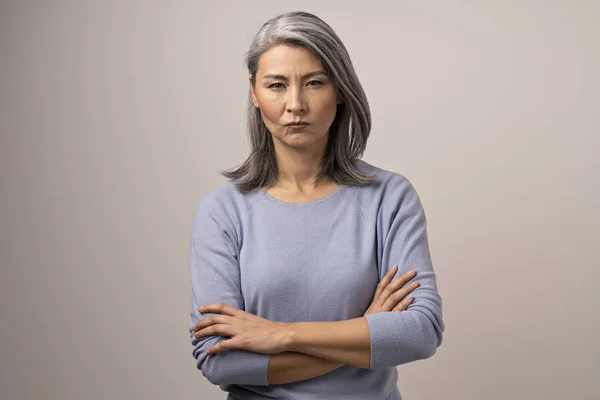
top-left (286, 124), bottom-right (309, 130)
top-left (285, 122), bottom-right (310, 127)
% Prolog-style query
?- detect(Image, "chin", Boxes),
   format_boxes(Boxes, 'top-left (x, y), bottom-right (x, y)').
top-left (284, 138), bottom-right (311, 148)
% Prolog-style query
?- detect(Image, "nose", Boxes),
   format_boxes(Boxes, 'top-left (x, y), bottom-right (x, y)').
top-left (286, 85), bottom-right (306, 113)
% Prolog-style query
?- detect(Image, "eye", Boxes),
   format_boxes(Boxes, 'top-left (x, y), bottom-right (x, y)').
top-left (267, 81), bottom-right (324, 89)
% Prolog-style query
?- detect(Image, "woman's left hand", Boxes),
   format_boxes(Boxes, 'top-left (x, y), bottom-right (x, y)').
top-left (192, 302), bottom-right (290, 355)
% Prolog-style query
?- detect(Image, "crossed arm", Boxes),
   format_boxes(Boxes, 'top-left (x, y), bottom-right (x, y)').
top-left (192, 263), bottom-right (420, 385)
top-left (189, 180), bottom-right (444, 386)
top-left (267, 318), bottom-right (370, 384)
top-left (193, 306), bottom-right (372, 384)
top-left (265, 281), bottom-right (417, 384)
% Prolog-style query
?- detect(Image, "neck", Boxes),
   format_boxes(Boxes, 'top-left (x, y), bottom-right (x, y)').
top-left (271, 138), bottom-right (330, 191)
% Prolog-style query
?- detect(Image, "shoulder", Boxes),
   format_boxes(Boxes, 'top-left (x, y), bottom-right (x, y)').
top-left (352, 159), bottom-right (422, 207)
top-left (193, 180), bottom-right (260, 228)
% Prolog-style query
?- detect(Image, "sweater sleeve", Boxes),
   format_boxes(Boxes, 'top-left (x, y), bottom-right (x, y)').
top-left (364, 178), bottom-right (445, 370)
top-left (187, 199), bottom-right (270, 386)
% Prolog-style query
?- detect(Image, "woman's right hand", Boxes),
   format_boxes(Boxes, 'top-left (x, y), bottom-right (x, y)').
top-left (363, 265), bottom-right (420, 316)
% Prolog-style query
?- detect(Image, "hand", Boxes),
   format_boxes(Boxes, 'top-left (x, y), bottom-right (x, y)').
top-left (364, 265), bottom-right (420, 316)
top-left (192, 302), bottom-right (290, 355)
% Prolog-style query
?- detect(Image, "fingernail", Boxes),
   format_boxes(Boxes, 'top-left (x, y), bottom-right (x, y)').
top-left (392, 265), bottom-right (398, 271)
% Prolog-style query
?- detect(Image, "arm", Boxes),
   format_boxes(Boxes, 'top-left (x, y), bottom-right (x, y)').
top-left (267, 352), bottom-right (343, 385)
top-left (284, 317), bottom-right (372, 369)
top-left (189, 199), bottom-right (343, 386)
top-left (276, 178), bottom-right (444, 370)
top-left (188, 201), bottom-right (269, 385)
top-left (364, 177), bottom-right (444, 370)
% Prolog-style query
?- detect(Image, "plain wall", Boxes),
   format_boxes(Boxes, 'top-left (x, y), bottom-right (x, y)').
top-left (1, 1), bottom-right (598, 399)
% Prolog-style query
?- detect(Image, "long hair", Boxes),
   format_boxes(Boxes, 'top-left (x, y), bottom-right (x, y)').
top-left (220, 11), bottom-right (375, 192)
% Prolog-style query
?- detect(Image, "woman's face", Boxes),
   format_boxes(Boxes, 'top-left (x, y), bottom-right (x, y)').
top-left (249, 44), bottom-right (341, 151)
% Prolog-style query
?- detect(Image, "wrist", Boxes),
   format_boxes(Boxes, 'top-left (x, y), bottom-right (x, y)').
top-left (278, 322), bottom-right (298, 352)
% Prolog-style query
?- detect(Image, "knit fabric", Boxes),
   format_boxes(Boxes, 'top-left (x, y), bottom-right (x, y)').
top-left (188, 159), bottom-right (444, 399)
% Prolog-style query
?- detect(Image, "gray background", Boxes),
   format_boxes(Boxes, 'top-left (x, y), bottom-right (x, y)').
top-left (1, 1), bottom-right (598, 399)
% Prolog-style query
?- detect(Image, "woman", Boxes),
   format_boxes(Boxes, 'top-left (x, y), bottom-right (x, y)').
top-left (188, 10), bottom-right (444, 400)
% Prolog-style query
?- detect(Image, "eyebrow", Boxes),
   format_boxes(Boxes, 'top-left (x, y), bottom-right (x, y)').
top-left (261, 71), bottom-right (328, 80)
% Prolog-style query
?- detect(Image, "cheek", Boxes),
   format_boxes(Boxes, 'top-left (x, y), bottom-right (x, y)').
top-left (314, 98), bottom-right (338, 123)
top-left (258, 98), bottom-right (283, 122)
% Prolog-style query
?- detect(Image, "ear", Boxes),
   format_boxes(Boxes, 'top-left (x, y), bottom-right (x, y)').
top-left (249, 75), bottom-right (259, 108)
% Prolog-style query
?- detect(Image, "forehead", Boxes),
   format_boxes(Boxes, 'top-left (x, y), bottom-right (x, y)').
top-left (257, 44), bottom-right (324, 75)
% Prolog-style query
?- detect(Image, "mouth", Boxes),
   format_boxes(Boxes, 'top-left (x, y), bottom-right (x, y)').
top-left (285, 122), bottom-right (310, 128)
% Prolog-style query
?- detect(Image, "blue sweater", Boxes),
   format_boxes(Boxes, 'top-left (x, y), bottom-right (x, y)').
top-left (188, 159), bottom-right (444, 400)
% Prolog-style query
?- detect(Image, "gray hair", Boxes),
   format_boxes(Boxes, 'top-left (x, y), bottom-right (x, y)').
top-left (220, 10), bottom-right (375, 192)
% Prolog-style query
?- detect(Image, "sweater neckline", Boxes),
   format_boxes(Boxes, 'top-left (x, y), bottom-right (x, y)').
top-left (259, 184), bottom-right (346, 207)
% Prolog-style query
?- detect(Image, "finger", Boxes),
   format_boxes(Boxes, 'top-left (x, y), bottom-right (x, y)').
top-left (382, 280), bottom-right (420, 311)
top-left (198, 302), bottom-right (242, 317)
top-left (392, 295), bottom-right (414, 312)
top-left (379, 270), bottom-right (416, 305)
top-left (207, 338), bottom-right (238, 355)
top-left (193, 314), bottom-right (232, 331)
top-left (373, 265), bottom-right (398, 301)
top-left (194, 324), bottom-right (233, 338)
